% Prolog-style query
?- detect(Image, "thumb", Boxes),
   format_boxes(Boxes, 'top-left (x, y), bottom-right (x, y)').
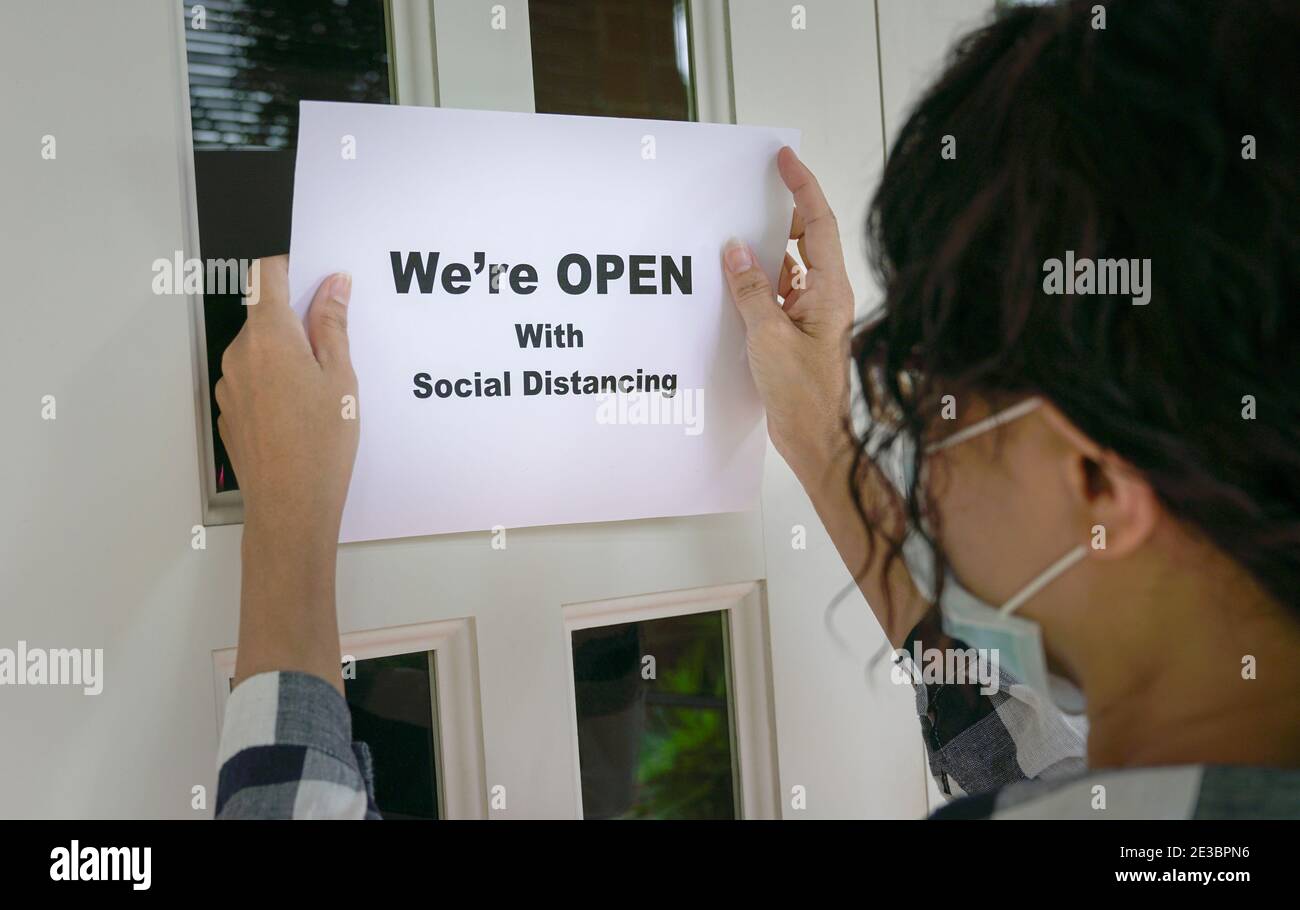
top-left (306, 272), bottom-right (353, 370)
top-left (722, 238), bottom-right (787, 335)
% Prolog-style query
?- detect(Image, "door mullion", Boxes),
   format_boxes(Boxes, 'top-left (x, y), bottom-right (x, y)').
top-left (689, 0), bottom-right (736, 124)
top-left (388, 0), bottom-right (439, 106)
top-left (431, 0), bottom-right (535, 112)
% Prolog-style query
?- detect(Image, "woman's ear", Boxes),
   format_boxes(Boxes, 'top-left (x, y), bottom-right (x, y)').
top-left (1039, 403), bottom-right (1159, 559)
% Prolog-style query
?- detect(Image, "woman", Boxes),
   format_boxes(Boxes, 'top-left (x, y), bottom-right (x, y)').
top-left (214, 0), bottom-right (1299, 818)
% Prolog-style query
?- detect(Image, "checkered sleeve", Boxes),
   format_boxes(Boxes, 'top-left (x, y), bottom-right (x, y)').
top-left (903, 615), bottom-right (1086, 802)
top-left (215, 670), bottom-right (382, 819)
top-left (915, 670), bottom-right (1087, 800)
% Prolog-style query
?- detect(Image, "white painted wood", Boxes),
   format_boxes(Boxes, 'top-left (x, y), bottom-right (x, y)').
top-left (388, 0), bottom-right (439, 107)
top-left (689, 0), bottom-right (735, 125)
top-left (721, 583), bottom-right (781, 819)
top-left (431, 0), bottom-right (535, 113)
top-left (2, 0), bottom-right (232, 818)
top-left (876, 0), bottom-right (993, 147)
top-left (729, 0), bottom-right (929, 818)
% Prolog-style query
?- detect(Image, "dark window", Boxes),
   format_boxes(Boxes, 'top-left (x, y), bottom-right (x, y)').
top-left (571, 611), bottom-right (738, 819)
top-left (182, 0), bottom-right (392, 491)
top-left (529, 0), bottom-right (695, 122)
top-left (343, 651), bottom-right (440, 820)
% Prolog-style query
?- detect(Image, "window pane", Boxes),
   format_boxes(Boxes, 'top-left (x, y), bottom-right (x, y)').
top-left (343, 651), bottom-right (440, 820)
top-left (571, 611), bottom-right (738, 819)
top-left (529, 0), bottom-right (694, 121)
top-left (182, 0), bottom-right (392, 491)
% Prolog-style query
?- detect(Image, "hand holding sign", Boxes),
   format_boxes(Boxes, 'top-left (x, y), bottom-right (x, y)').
top-left (215, 256), bottom-right (359, 690)
top-left (721, 147), bottom-right (855, 479)
top-left (216, 257), bottom-right (359, 538)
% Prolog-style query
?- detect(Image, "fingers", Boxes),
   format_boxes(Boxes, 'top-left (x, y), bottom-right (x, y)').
top-left (722, 238), bottom-right (789, 335)
top-left (779, 146), bottom-right (831, 224)
top-left (789, 203), bottom-right (810, 266)
top-left (216, 412), bottom-right (236, 469)
top-left (305, 272), bottom-right (354, 371)
top-left (243, 255), bottom-right (289, 321)
top-left (214, 375), bottom-right (228, 415)
top-left (779, 250), bottom-right (806, 313)
top-left (778, 252), bottom-right (803, 299)
top-left (777, 147), bottom-right (843, 275)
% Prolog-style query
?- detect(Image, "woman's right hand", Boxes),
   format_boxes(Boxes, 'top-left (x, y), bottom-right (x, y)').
top-left (721, 146), bottom-right (856, 479)
top-left (723, 148), bottom-right (927, 644)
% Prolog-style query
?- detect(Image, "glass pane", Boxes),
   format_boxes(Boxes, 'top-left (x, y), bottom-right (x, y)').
top-left (182, 0), bottom-right (393, 492)
top-left (571, 611), bottom-right (738, 819)
top-left (529, 0), bottom-right (694, 121)
top-left (343, 651), bottom-right (440, 820)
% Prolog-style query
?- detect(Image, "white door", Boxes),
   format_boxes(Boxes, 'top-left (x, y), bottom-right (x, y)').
top-left (0, 0), bottom-right (987, 819)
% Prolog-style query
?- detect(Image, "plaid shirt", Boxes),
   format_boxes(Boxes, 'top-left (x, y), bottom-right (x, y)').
top-left (216, 671), bottom-right (381, 819)
top-left (914, 667), bottom-right (1089, 800)
top-left (215, 668), bottom-right (1297, 819)
top-left (911, 657), bottom-right (1299, 818)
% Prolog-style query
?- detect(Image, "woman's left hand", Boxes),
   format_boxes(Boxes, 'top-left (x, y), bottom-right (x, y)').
top-left (216, 256), bottom-right (359, 545)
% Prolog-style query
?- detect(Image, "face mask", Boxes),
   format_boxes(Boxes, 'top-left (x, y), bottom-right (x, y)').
top-left (890, 397), bottom-right (1089, 715)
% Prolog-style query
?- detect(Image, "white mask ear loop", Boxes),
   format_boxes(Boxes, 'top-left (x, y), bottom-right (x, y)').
top-left (924, 396), bottom-right (1044, 454)
top-left (999, 544), bottom-right (1089, 616)
top-left (916, 394), bottom-right (1087, 617)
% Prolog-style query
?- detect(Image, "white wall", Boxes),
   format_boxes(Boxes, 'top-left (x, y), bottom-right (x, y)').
top-left (877, 0), bottom-right (993, 145)
top-left (0, 1), bottom-right (234, 817)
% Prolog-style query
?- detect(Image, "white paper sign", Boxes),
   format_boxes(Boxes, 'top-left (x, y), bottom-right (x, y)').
top-left (288, 101), bottom-right (798, 542)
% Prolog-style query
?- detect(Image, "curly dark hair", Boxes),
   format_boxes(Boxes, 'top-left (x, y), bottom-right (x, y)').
top-left (850, 0), bottom-right (1300, 620)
